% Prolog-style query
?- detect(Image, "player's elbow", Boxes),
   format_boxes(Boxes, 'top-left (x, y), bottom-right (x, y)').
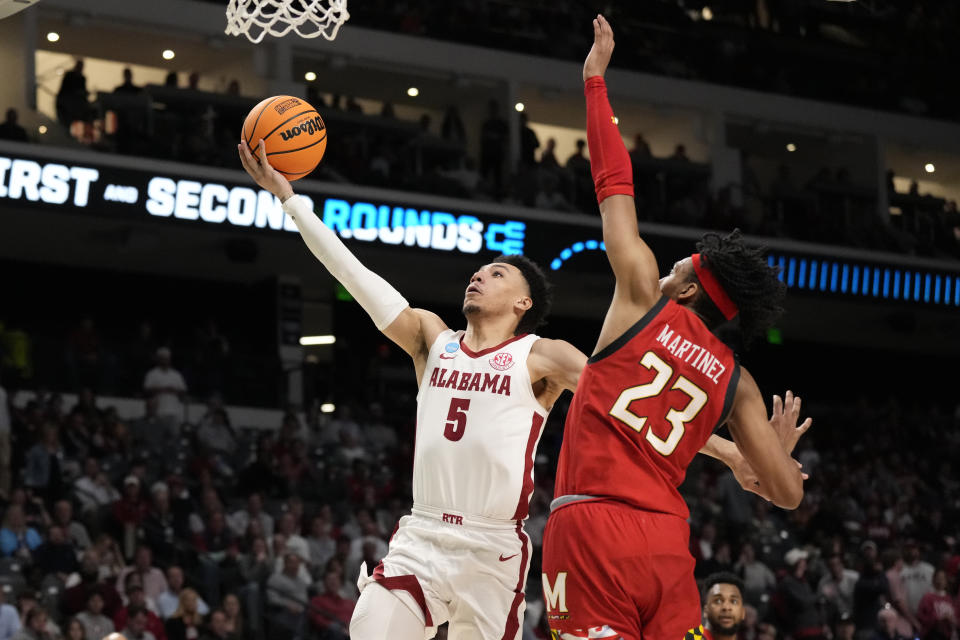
top-left (772, 480), bottom-right (804, 510)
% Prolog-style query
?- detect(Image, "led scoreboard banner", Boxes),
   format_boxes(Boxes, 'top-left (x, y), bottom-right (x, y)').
top-left (1, 144), bottom-right (958, 309)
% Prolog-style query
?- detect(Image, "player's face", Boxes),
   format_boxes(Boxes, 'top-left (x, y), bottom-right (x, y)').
top-left (659, 257), bottom-right (697, 302)
top-left (703, 583), bottom-right (745, 637)
top-left (462, 262), bottom-right (531, 318)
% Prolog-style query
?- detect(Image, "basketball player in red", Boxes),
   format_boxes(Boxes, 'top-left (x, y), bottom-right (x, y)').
top-left (540, 16), bottom-right (810, 640)
top-left (238, 138), bottom-right (802, 639)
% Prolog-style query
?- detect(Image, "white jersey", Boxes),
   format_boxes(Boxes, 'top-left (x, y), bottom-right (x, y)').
top-left (414, 329), bottom-right (549, 522)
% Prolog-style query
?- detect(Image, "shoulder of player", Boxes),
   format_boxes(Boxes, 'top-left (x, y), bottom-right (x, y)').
top-left (409, 308), bottom-right (449, 342)
top-left (529, 338), bottom-right (587, 375)
top-left (730, 365), bottom-right (761, 417)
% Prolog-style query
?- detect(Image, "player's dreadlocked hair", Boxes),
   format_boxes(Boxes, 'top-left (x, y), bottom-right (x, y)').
top-left (691, 230), bottom-right (786, 348)
top-left (494, 254), bottom-right (553, 335)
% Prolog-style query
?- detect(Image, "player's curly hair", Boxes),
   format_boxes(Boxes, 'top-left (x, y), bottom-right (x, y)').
top-left (690, 230), bottom-right (785, 348)
top-left (703, 571), bottom-right (745, 601)
top-left (494, 254), bottom-right (553, 335)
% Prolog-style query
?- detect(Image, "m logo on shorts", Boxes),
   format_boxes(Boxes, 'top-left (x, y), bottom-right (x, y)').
top-left (542, 571), bottom-right (568, 613)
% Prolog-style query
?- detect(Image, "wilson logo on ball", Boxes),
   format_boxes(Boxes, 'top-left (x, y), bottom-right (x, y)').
top-left (280, 116), bottom-right (326, 141)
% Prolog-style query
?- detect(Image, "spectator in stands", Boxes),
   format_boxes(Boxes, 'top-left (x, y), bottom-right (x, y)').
top-left (539, 137), bottom-right (558, 168)
top-left (873, 607), bottom-right (909, 640)
top-left (11, 607), bottom-right (50, 640)
top-left (202, 610), bottom-right (234, 640)
top-left (56, 59), bottom-right (88, 127)
top-left (220, 595), bottom-right (244, 640)
top-left (775, 547), bottom-right (824, 639)
top-left (440, 105), bottom-right (466, 146)
top-left (731, 544), bottom-right (772, 604)
top-left (63, 619), bottom-right (83, 640)
top-left (32, 524), bottom-right (78, 579)
top-left (630, 133), bottom-right (652, 161)
top-left (117, 545), bottom-right (169, 605)
top-left (113, 477), bottom-right (149, 557)
top-left (0, 503), bottom-right (42, 559)
top-left (143, 347), bottom-right (187, 424)
top-left (141, 482), bottom-right (180, 566)
top-left (882, 548), bottom-right (920, 637)
top-left (309, 569), bottom-right (353, 639)
top-left (115, 68), bottom-right (142, 94)
top-left (130, 397), bottom-right (176, 455)
top-left (163, 589), bottom-right (204, 640)
top-left (819, 552), bottom-right (860, 620)
top-left (229, 492), bottom-right (273, 540)
top-left (196, 408), bottom-right (238, 475)
top-left (23, 424), bottom-right (64, 504)
top-left (901, 540), bottom-right (934, 614)
top-left (73, 457), bottom-right (119, 515)
top-left (671, 144), bottom-right (690, 162)
top-left (534, 171), bottom-right (573, 211)
top-left (62, 548), bottom-right (123, 616)
top-left (157, 567), bottom-right (210, 620)
top-left (480, 99), bottom-right (508, 195)
top-left (518, 112), bottom-right (539, 167)
top-left (854, 541), bottom-right (889, 637)
top-left (0, 109), bottom-right (28, 143)
top-left (0, 587), bottom-right (20, 640)
top-left (124, 605), bottom-right (157, 640)
top-left (52, 499), bottom-right (90, 551)
top-left (266, 552), bottom-right (307, 639)
top-left (916, 569), bottom-right (956, 640)
top-left (76, 592), bottom-right (115, 640)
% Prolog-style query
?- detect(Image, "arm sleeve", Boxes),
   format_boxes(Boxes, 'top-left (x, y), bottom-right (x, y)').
top-left (585, 76), bottom-right (634, 204)
top-left (283, 195), bottom-right (409, 330)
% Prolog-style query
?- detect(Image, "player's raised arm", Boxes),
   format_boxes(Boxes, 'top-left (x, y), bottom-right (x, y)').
top-left (583, 15), bottom-right (660, 310)
top-left (725, 368), bottom-right (806, 509)
top-left (238, 140), bottom-right (443, 360)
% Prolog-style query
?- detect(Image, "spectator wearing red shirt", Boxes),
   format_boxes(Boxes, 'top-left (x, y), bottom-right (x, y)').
top-left (114, 582), bottom-right (167, 640)
top-left (309, 570), bottom-right (353, 638)
top-left (917, 569), bottom-right (958, 640)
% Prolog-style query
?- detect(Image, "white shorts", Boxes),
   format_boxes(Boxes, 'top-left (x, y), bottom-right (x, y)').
top-left (357, 503), bottom-right (532, 640)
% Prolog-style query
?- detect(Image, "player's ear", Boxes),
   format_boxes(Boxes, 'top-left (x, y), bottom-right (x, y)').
top-left (516, 296), bottom-right (532, 312)
top-left (676, 279), bottom-right (699, 302)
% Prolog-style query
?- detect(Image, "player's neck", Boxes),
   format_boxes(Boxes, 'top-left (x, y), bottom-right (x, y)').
top-left (462, 317), bottom-right (520, 352)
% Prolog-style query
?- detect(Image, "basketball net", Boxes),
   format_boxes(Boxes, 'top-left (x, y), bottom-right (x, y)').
top-left (225, 0), bottom-right (349, 43)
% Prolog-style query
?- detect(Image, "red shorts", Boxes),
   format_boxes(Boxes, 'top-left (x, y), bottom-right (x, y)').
top-left (540, 500), bottom-right (700, 640)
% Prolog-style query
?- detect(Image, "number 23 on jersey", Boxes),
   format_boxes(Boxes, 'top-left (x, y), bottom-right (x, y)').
top-left (608, 351), bottom-right (707, 456)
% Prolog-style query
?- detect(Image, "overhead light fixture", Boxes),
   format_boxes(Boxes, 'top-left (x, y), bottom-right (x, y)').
top-left (924, 163), bottom-right (935, 173)
top-left (701, 7), bottom-right (713, 21)
top-left (514, 102), bottom-right (525, 112)
top-left (38, 125), bottom-right (47, 134)
top-left (407, 87), bottom-right (419, 97)
top-left (46, 32), bottom-right (60, 43)
top-left (162, 49), bottom-right (175, 60)
top-left (299, 335), bottom-right (336, 346)
top-left (320, 403), bottom-right (335, 413)
top-left (304, 71), bottom-right (316, 81)
top-left (786, 143), bottom-right (797, 152)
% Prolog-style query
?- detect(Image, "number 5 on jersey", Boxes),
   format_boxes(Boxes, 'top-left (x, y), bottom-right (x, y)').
top-left (444, 397), bottom-right (471, 441)
top-left (609, 351), bottom-right (707, 456)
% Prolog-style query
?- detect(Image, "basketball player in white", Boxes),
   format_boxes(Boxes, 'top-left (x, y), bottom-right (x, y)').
top-left (238, 140), bottom-right (807, 640)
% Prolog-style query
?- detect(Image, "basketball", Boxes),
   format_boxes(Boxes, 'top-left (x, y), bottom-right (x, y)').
top-left (242, 95), bottom-right (327, 180)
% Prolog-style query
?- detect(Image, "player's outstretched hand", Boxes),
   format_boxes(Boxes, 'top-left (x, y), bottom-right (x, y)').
top-left (769, 390), bottom-right (812, 456)
top-left (583, 14), bottom-right (615, 82)
top-left (238, 138), bottom-right (294, 202)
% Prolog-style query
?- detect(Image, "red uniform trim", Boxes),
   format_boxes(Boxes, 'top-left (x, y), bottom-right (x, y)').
top-left (371, 563), bottom-right (433, 627)
top-left (512, 412), bottom-right (545, 520)
top-left (459, 333), bottom-right (529, 358)
top-left (500, 522), bottom-right (530, 640)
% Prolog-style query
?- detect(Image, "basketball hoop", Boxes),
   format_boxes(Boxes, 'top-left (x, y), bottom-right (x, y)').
top-left (225, 0), bottom-right (349, 44)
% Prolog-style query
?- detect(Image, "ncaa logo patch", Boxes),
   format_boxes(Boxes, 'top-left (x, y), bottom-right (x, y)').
top-left (489, 352), bottom-right (514, 371)
top-left (445, 342), bottom-right (460, 353)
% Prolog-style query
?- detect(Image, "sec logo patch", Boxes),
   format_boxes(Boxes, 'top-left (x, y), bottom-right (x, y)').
top-left (489, 352), bottom-right (514, 371)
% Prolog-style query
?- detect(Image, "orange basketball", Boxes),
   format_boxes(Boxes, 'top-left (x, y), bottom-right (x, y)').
top-left (242, 95), bottom-right (327, 180)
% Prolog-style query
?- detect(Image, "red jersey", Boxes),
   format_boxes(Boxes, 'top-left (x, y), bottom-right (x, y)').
top-left (554, 298), bottom-right (740, 519)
